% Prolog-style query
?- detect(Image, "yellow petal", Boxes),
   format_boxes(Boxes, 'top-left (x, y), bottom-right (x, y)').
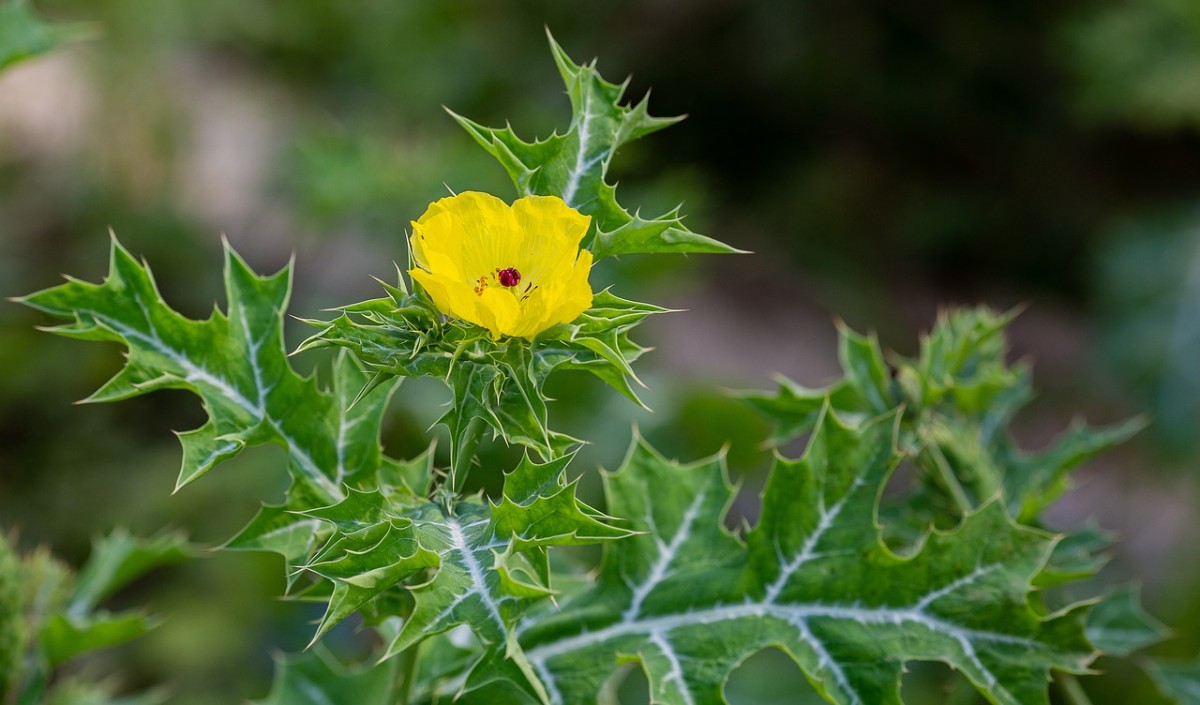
top-left (475, 286), bottom-right (522, 339)
top-left (408, 192), bottom-right (594, 340)
top-left (409, 268), bottom-right (466, 320)
top-left (428, 192), bottom-right (521, 279)
top-left (554, 248), bottom-right (595, 324)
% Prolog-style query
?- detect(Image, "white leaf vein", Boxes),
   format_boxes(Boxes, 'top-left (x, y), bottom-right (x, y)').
top-left (445, 517), bottom-right (506, 635)
top-left (562, 89), bottom-right (595, 207)
top-left (527, 561), bottom-right (1024, 703)
top-left (649, 630), bottom-right (695, 705)
top-left (623, 491), bottom-right (706, 623)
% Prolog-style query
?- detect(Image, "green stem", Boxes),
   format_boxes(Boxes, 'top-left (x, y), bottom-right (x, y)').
top-left (14, 668), bottom-right (46, 705)
top-left (393, 644), bottom-right (420, 705)
top-left (1057, 674), bottom-right (1095, 705)
top-left (450, 415), bottom-right (485, 493)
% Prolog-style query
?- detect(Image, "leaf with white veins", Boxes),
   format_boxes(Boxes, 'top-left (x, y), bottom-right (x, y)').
top-left (18, 236), bottom-right (389, 501)
top-left (450, 31), bottom-right (740, 259)
top-left (467, 409), bottom-right (1093, 705)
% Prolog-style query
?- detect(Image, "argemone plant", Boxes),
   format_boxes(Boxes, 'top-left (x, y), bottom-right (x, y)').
top-left (10, 31), bottom-right (1198, 705)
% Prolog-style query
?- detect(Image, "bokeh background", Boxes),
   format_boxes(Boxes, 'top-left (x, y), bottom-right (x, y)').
top-left (3, 1), bottom-right (1200, 703)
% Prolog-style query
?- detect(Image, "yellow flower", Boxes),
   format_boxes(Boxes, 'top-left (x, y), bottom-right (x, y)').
top-left (408, 192), bottom-right (594, 340)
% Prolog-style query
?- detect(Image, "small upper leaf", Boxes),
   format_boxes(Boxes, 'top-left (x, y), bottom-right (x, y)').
top-left (490, 452), bottom-right (633, 552)
top-left (450, 31), bottom-right (740, 259)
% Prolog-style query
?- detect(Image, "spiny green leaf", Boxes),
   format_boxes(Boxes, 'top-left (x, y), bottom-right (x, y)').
top-left (470, 412), bottom-right (1093, 705)
top-left (450, 31), bottom-right (740, 259)
top-left (302, 283), bottom-right (663, 481)
top-left (1147, 657), bottom-right (1200, 705)
top-left (908, 307), bottom-right (1019, 412)
top-left (1086, 585), bottom-right (1170, 657)
top-left (490, 452), bottom-right (633, 552)
top-left (291, 452), bottom-right (627, 657)
top-left (252, 647), bottom-right (400, 705)
top-left (1002, 416), bottom-right (1146, 523)
top-left (740, 374), bottom-right (836, 445)
top-left (19, 237), bottom-right (440, 611)
top-left (225, 426), bottom-right (426, 595)
top-left (1032, 524), bottom-right (1113, 589)
top-left (222, 488), bottom-right (327, 591)
top-left (40, 612), bottom-right (156, 668)
top-left (539, 289), bottom-right (668, 409)
top-left (741, 308), bottom-right (1143, 527)
top-left (302, 513), bottom-right (439, 644)
top-left (18, 237), bottom-right (410, 504)
top-left (380, 442), bottom-right (439, 498)
top-left (381, 493), bottom-right (625, 660)
top-left (384, 502), bottom-right (531, 657)
top-left (837, 323), bottom-right (894, 415)
top-left (68, 529), bottom-right (191, 616)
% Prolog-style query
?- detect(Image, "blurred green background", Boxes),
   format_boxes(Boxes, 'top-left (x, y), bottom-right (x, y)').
top-left (3, 0), bottom-right (1200, 702)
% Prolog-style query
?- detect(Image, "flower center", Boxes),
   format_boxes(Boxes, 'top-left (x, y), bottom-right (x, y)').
top-left (497, 267), bottom-right (521, 288)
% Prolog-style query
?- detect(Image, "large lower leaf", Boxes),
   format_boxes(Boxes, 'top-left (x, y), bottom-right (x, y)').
top-left (276, 451), bottom-right (634, 663)
top-left (461, 409), bottom-right (1093, 705)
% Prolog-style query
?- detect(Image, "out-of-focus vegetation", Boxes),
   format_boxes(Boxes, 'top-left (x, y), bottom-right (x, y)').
top-left (3, 1), bottom-right (1200, 703)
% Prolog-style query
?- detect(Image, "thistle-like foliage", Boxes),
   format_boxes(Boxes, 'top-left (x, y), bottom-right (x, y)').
top-left (451, 411), bottom-right (1094, 705)
top-left (17, 237), bottom-right (391, 503)
top-left (16, 34), bottom-right (1178, 705)
top-left (0, 530), bottom-right (187, 705)
top-left (451, 31), bottom-right (740, 259)
top-left (0, 533), bottom-right (23, 699)
top-left (742, 308), bottom-right (1143, 527)
top-left (298, 273), bottom-right (665, 485)
top-left (17, 242), bottom-right (1170, 704)
top-left (16, 237), bottom-right (631, 664)
top-left (299, 32), bottom-right (731, 484)
top-left (252, 648), bottom-right (400, 705)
